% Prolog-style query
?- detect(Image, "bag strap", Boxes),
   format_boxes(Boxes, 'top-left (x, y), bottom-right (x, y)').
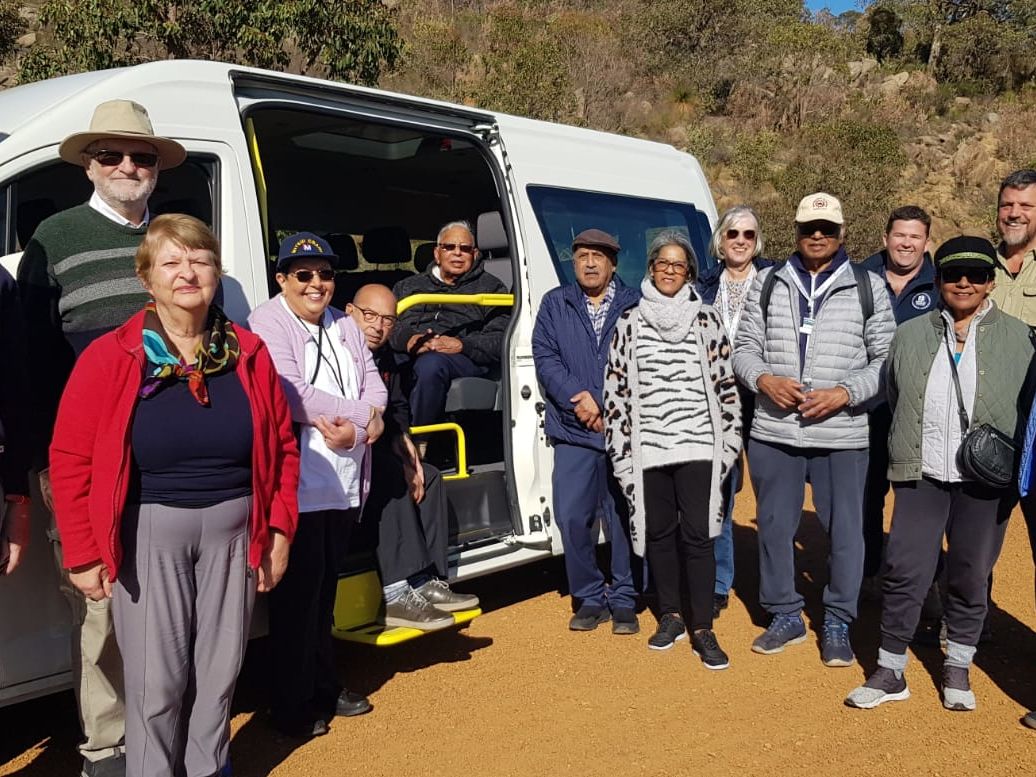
top-left (942, 318), bottom-right (970, 435)
top-left (760, 267), bottom-right (778, 325)
top-left (851, 263), bottom-right (874, 321)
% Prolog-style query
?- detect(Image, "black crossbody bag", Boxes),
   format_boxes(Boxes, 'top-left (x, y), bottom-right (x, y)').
top-left (943, 327), bottom-right (1016, 489)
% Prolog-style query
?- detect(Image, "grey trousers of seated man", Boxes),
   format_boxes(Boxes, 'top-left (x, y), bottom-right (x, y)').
top-left (50, 520), bottom-right (126, 763)
top-left (113, 496), bottom-right (255, 777)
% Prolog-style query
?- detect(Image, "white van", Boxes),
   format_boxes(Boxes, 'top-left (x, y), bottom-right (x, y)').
top-left (0, 60), bottom-right (718, 705)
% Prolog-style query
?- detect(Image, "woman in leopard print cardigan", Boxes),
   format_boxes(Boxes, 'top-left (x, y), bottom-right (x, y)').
top-left (603, 231), bottom-right (742, 665)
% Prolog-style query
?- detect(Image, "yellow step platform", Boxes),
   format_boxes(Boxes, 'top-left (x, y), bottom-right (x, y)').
top-left (332, 570), bottom-right (481, 646)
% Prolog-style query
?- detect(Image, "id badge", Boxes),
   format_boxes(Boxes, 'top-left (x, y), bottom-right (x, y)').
top-left (799, 316), bottom-right (815, 335)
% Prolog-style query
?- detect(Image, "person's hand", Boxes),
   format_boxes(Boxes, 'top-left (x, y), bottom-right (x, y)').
top-left (407, 330), bottom-right (435, 355)
top-left (401, 435), bottom-right (426, 503)
top-left (366, 407), bottom-right (385, 445)
top-left (757, 374), bottom-right (807, 411)
top-left (69, 561), bottom-right (112, 601)
top-left (798, 386), bottom-right (851, 420)
top-left (257, 529), bottom-right (290, 593)
top-left (315, 416), bottom-right (357, 450)
top-left (590, 416), bottom-right (604, 434)
top-left (0, 500), bottom-right (31, 575)
top-left (570, 390), bottom-right (602, 430)
top-left (428, 335), bottom-right (463, 355)
top-left (38, 468), bottom-right (54, 512)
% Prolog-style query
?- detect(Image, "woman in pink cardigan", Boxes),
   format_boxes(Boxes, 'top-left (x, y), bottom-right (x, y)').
top-left (248, 232), bottom-right (387, 738)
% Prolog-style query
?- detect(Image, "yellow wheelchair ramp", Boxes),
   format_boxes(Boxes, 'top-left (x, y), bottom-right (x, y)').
top-left (332, 570), bottom-right (481, 646)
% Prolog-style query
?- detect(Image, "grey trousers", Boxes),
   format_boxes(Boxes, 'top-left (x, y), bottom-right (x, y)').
top-left (50, 520), bottom-right (126, 762)
top-left (748, 439), bottom-right (868, 624)
top-left (113, 496), bottom-right (255, 777)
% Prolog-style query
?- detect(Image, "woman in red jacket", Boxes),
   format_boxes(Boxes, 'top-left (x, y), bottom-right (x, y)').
top-left (49, 214), bottom-right (299, 777)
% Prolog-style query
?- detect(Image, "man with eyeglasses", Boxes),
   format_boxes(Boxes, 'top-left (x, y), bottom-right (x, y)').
top-left (347, 283), bottom-right (479, 629)
top-left (733, 192), bottom-right (895, 668)
top-left (15, 99), bottom-right (186, 777)
top-left (389, 220), bottom-right (510, 432)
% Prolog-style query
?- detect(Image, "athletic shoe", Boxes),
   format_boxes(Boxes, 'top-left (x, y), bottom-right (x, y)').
top-left (334, 689), bottom-right (373, 717)
top-left (415, 578), bottom-right (479, 612)
top-left (712, 594), bottom-right (729, 620)
top-left (845, 667), bottom-right (910, 709)
top-left (611, 607), bottom-right (640, 635)
top-left (383, 588), bottom-right (455, 631)
top-left (751, 613), bottom-right (807, 654)
top-left (647, 612), bottom-right (687, 650)
top-left (569, 605), bottom-right (610, 631)
top-left (942, 664), bottom-right (976, 711)
top-left (821, 618), bottom-right (856, 667)
top-left (691, 628), bottom-right (730, 670)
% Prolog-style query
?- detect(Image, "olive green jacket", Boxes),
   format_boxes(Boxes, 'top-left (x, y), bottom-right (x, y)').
top-left (886, 303), bottom-right (1035, 482)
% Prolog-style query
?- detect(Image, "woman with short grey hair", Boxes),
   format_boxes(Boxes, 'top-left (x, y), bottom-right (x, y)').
top-left (604, 231), bottom-right (742, 668)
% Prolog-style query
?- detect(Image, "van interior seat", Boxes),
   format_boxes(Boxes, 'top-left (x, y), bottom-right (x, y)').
top-left (362, 226), bottom-right (415, 290)
top-left (413, 241), bottom-right (435, 274)
top-left (326, 233), bottom-right (361, 310)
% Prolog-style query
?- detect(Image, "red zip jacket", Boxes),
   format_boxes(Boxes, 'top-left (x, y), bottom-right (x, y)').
top-left (49, 309), bottom-right (300, 578)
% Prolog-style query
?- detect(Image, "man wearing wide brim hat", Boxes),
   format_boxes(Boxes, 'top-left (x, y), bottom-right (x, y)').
top-left (16, 99), bottom-right (186, 777)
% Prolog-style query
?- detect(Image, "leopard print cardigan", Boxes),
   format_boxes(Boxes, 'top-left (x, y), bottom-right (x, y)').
top-left (603, 304), bottom-right (743, 556)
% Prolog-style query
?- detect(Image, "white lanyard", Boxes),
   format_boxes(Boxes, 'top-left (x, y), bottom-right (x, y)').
top-left (718, 266), bottom-right (757, 338)
top-left (786, 261), bottom-right (850, 332)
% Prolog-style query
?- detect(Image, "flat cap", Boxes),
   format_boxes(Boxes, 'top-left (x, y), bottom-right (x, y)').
top-left (572, 228), bottom-right (621, 254)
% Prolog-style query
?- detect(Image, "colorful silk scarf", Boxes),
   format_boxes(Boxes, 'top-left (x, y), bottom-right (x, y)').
top-left (139, 301), bottom-right (240, 405)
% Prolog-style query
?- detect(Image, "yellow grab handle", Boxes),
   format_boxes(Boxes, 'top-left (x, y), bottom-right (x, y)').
top-left (408, 422), bottom-right (468, 480)
top-left (396, 293), bottom-right (514, 315)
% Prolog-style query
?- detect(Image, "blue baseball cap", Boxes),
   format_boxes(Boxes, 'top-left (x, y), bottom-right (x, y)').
top-left (276, 232), bottom-right (339, 272)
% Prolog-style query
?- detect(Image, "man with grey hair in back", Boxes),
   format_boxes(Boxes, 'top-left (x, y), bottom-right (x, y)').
top-left (389, 220), bottom-right (510, 429)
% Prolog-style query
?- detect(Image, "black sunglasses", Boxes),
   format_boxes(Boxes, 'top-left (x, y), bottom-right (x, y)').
top-left (287, 268), bottom-right (335, 283)
top-left (438, 242), bottom-right (476, 254)
top-left (797, 221), bottom-right (840, 238)
top-left (940, 267), bottom-right (992, 285)
top-left (725, 228), bottom-right (757, 241)
top-left (89, 149), bottom-right (160, 168)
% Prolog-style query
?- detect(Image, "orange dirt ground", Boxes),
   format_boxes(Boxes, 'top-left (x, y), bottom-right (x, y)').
top-left (2, 491), bottom-right (1034, 777)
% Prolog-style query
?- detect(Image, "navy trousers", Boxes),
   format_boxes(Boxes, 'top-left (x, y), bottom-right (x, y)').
top-left (409, 352), bottom-right (486, 426)
top-left (552, 442), bottom-right (635, 611)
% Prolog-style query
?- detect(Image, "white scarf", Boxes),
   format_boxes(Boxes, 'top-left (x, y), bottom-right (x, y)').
top-left (638, 277), bottom-right (700, 343)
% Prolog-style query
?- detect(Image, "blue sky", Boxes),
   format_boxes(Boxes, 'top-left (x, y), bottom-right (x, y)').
top-left (806, 0), bottom-right (867, 13)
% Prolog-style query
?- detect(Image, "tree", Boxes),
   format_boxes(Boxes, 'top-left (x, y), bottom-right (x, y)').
top-left (19, 0), bottom-right (402, 86)
top-left (866, 6), bottom-right (904, 62)
top-left (0, 0), bottom-right (23, 60)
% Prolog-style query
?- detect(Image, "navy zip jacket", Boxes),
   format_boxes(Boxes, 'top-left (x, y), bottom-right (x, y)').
top-left (0, 266), bottom-right (30, 495)
top-left (695, 257), bottom-right (774, 305)
top-left (532, 279), bottom-right (640, 451)
top-left (861, 250), bottom-right (937, 325)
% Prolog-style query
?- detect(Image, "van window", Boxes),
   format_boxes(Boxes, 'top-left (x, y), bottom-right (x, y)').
top-left (526, 185), bottom-right (715, 289)
top-left (2, 155), bottom-right (219, 254)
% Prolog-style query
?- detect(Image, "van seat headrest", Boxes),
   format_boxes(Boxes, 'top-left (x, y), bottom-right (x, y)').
top-left (362, 226), bottom-right (411, 265)
top-left (477, 211), bottom-right (508, 254)
top-left (324, 233), bottom-right (359, 272)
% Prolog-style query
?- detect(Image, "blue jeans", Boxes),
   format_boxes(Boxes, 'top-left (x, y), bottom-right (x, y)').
top-left (714, 461), bottom-right (739, 596)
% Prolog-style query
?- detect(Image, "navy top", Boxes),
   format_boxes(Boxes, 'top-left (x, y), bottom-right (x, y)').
top-left (130, 369), bottom-right (254, 507)
top-left (861, 250), bottom-right (937, 325)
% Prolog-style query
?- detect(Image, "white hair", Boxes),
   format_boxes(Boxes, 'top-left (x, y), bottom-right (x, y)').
top-left (437, 220), bottom-right (475, 244)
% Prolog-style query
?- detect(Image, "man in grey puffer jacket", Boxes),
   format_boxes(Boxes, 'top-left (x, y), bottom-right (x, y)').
top-left (733, 192), bottom-right (895, 667)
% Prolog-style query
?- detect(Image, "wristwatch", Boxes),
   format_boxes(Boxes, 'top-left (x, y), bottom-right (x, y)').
top-left (4, 494), bottom-right (30, 505)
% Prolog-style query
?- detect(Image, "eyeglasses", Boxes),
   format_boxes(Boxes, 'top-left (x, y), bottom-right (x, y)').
top-left (653, 258), bottom-right (690, 275)
top-left (287, 268), bottom-right (335, 283)
top-left (438, 243), bottom-right (476, 254)
top-left (89, 149), bottom-right (160, 168)
top-left (354, 305), bottom-right (397, 328)
top-left (725, 228), bottom-right (757, 241)
top-left (797, 221), bottom-right (840, 238)
top-left (940, 267), bottom-right (992, 285)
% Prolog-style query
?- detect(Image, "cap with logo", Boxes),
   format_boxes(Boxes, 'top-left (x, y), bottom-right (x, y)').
top-left (58, 99), bottom-right (187, 170)
top-left (934, 235), bottom-right (997, 271)
top-left (572, 228), bottom-right (621, 255)
top-left (277, 232), bottom-right (340, 272)
top-left (795, 192), bottom-right (844, 225)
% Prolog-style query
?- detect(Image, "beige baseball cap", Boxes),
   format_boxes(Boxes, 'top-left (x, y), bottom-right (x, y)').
top-left (58, 99), bottom-right (186, 170)
top-left (794, 192), bottom-right (844, 225)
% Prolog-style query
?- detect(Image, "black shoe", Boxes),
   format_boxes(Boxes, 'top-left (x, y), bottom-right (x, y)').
top-left (81, 754), bottom-right (126, 777)
top-left (611, 607), bottom-right (640, 635)
top-left (335, 689), bottom-right (373, 717)
top-left (691, 628), bottom-right (730, 670)
top-left (712, 594), bottom-right (729, 620)
top-left (273, 716), bottom-right (329, 739)
top-left (1023, 710), bottom-right (1036, 729)
top-left (647, 612), bottom-right (687, 650)
top-left (569, 605), bottom-right (610, 631)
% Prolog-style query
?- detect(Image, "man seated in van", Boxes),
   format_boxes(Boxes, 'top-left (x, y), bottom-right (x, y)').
top-left (389, 221), bottom-right (509, 432)
top-left (347, 284), bottom-right (479, 628)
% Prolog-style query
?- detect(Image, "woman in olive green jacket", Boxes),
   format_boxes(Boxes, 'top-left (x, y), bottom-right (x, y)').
top-left (846, 236), bottom-right (1035, 714)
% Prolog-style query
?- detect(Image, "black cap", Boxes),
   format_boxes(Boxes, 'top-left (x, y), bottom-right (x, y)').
top-left (277, 232), bottom-right (339, 272)
top-left (934, 235), bottom-right (996, 271)
top-left (572, 228), bottom-right (621, 254)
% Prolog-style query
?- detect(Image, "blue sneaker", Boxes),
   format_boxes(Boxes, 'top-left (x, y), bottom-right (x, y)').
top-left (751, 613), bottom-right (807, 654)
top-left (821, 618), bottom-right (855, 667)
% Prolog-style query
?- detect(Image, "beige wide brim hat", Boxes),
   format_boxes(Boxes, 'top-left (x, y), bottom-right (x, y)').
top-left (58, 99), bottom-right (187, 170)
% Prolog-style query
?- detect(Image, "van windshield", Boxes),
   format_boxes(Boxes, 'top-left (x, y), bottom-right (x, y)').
top-left (527, 185), bottom-right (715, 289)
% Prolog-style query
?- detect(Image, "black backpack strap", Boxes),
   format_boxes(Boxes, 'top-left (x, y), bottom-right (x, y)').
top-left (759, 267), bottom-right (779, 324)
top-left (851, 262), bottom-right (874, 321)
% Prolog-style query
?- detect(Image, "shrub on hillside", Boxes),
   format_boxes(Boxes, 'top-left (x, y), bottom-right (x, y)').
top-left (0, 1), bottom-right (22, 61)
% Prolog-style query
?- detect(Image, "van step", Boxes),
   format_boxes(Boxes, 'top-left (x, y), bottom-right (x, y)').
top-left (331, 570), bottom-right (480, 646)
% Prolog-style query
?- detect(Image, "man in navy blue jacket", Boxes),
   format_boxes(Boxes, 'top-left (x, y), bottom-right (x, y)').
top-left (532, 229), bottom-right (640, 633)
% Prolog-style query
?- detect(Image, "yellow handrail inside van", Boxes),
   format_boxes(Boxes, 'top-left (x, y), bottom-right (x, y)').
top-left (243, 117), bottom-right (270, 260)
top-left (396, 293), bottom-right (514, 315)
top-left (408, 422), bottom-right (468, 480)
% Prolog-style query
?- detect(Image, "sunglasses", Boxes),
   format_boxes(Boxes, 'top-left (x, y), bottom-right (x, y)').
top-left (653, 258), bottom-right (690, 275)
top-left (797, 221), bottom-right (840, 238)
top-left (940, 267), bottom-right (992, 285)
top-left (438, 243), bottom-right (476, 254)
top-left (353, 305), bottom-right (398, 328)
top-left (725, 228), bottom-right (757, 241)
top-left (89, 149), bottom-right (160, 168)
top-left (287, 268), bottom-right (335, 283)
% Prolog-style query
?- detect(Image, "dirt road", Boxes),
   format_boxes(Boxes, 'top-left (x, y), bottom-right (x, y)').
top-left (2, 495), bottom-right (1034, 776)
